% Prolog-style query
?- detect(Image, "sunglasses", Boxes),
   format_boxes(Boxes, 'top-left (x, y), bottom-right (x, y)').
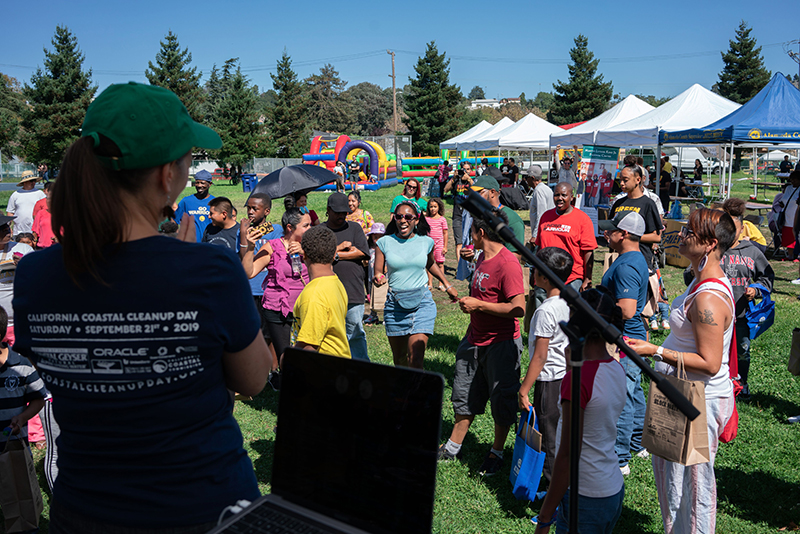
top-left (396, 214), bottom-right (418, 221)
top-left (405, 184), bottom-right (418, 190)
top-left (679, 226), bottom-right (695, 239)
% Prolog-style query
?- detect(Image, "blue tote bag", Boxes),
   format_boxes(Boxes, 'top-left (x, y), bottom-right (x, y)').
top-left (509, 408), bottom-right (546, 501)
top-left (746, 283), bottom-right (775, 340)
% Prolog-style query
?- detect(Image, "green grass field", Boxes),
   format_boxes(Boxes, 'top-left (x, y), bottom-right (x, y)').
top-left (2, 173), bottom-right (799, 532)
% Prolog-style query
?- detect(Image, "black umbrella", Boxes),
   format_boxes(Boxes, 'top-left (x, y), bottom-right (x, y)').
top-left (250, 164), bottom-right (339, 199)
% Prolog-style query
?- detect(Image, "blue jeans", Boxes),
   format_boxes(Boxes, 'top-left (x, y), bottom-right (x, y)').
top-left (657, 302), bottom-right (670, 322)
top-left (346, 303), bottom-right (369, 361)
top-left (615, 354), bottom-right (646, 466)
top-left (556, 486), bottom-right (624, 534)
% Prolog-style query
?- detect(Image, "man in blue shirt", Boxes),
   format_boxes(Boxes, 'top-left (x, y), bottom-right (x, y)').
top-left (599, 211), bottom-right (649, 475)
top-left (174, 169), bottom-right (214, 242)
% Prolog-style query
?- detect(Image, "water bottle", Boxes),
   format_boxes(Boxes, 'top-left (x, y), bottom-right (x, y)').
top-left (290, 253), bottom-right (302, 275)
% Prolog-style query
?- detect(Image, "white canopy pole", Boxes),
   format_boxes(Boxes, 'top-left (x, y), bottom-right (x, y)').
top-left (727, 143), bottom-right (734, 199)
top-left (753, 147), bottom-right (758, 198)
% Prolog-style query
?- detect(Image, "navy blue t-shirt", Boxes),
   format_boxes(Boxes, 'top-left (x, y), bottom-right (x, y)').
top-left (12, 236), bottom-right (261, 527)
top-left (601, 250), bottom-right (649, 341)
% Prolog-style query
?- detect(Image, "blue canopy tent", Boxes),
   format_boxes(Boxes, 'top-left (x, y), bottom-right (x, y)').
top-left (659, 73), bottom-right (800, 198)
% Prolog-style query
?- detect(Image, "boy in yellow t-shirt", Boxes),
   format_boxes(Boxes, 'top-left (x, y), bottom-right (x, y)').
top-left (292, 225), bottom-right (351, 358)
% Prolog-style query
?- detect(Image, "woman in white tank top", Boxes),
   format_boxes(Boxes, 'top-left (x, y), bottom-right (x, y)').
top-left (627, 208), bottom-right (738, 534)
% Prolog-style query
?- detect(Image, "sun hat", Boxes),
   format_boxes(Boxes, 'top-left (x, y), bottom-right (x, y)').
top-left (194, 170), bottom-right (213, 183)
top-left (598, 211), bottom-right (645, 237)
top-left (81, 82), bottom-right (222, 171)
top-left (471, 176), bottom-right (500, 191)
top-left (17, 170), bottom-right (39, 187)
top-left (367, 222), bottom-right (386, 236)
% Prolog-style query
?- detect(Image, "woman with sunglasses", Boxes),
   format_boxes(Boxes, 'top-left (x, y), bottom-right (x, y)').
top-left (374, 201), bottom-right (457, 369)
top-left (390, 178), bottom-right (428, 215)
top-left (626, 208), bottom-right (737, 534)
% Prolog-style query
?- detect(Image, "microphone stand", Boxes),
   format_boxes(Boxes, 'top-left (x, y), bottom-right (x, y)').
top-left (457, 192), bottom-right (699, 532)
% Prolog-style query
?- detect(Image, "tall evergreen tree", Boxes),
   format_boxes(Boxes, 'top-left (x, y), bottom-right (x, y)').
top-left (145, 31), bottom-right (204, 121)
top-left (269, 51), bottom-right (308, 158)
top-left (548, 35), bottom-right (612, 125)
top-left (22, 25), bottom-right (96, 168)
top-left (404, 42), bottom-right (462, 156)
top-left (0, 74), bottom-right (25, 159)
top-left (714, 21), bottom-right (771, 104)
top-left (467, 85), bottom-right (485, 100)
top-left (205, 59), bottom-right (264, 179)
top-left (305, 64), bottom-right (355, 133)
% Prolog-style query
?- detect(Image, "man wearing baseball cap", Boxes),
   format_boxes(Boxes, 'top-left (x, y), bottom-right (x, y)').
top-left (466, 176), bottom-right (525, 255)
top-left (325, 192), bottom-right (370, 360)
top-left (7, 170), bottom-right (45, 236)
top-left (599, 210), bottom-right (649, 476)
top-left (175, 169), bottom-right (215, 242)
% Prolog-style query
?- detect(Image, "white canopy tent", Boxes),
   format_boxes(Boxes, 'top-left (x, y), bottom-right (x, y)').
top-left (484, 113), bottom-right (564, 150)
top-left (439, 120), bottom-right (492, 150)
top-left (594, 84), bottom-right (741, 147)
top-left (550, 94), bottom-right (655, 147)
top-left (762, 150), bottom-right (793, 161)
top-left (455, 117), bottom-right (515, 151)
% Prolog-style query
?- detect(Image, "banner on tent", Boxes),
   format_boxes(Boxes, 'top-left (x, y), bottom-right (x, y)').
top-left (578, 145), bottom-right (620, 208)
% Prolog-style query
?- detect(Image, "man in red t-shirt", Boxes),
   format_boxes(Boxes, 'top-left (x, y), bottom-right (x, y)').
top-left (438, 211), bottom-right (525, 477)
top-left (536, 182), bottom-right (597, 295)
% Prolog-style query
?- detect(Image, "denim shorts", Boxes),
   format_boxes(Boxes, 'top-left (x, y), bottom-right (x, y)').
top-left (384, 286), bottom-right (436, 336)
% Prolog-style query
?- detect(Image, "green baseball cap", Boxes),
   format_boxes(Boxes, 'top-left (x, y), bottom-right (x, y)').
top-left (81, 82), bottom-right (222, 170)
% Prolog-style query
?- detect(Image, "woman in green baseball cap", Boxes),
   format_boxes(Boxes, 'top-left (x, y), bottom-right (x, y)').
top-left (12, 82), bottom-right (272, 533)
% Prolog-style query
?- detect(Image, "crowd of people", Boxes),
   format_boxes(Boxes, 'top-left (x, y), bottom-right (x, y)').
top-left (0, 81), bottom-right (795, 533)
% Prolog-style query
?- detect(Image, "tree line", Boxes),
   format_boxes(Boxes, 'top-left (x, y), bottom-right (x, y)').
top-left (0, 21), bottom-right (778, 170)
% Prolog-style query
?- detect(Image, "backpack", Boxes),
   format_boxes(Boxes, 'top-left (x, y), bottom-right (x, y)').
top-left (746, 283), bottom-right (775, 340)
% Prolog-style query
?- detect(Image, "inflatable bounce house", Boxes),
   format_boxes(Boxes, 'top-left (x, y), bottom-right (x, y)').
top-left (303, 134), bottom-right (400, 191)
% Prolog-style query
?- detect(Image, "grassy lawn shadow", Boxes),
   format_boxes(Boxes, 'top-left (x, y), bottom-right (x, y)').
top-left (716, 467), bottom-right (800, 529)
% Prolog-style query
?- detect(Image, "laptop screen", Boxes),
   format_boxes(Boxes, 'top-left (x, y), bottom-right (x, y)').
top-left (272, 348), bottom-right (444, 534)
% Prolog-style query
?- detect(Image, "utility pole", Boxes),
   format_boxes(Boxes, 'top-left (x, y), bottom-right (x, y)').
top-left (387, 49), bottom-right (397, 133)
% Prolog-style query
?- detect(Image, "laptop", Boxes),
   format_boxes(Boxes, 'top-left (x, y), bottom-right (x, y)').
top-left (209, 347), bottom-right (444, 534)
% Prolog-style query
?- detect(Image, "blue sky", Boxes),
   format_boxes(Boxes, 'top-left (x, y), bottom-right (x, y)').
top-left (3, 0), bottom-right (799, 102)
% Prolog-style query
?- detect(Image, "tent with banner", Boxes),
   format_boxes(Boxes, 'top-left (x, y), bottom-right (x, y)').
top-left (660, 73), bottom-right (800, 198)
top-left (550, 94), bottom-right (655, 147)
top-left (439, 120), bottom-right (492, 150)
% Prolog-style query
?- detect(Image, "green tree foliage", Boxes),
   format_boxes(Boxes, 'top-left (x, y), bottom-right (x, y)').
top-left (635, 94), bottom-right (671, 107)
top-left (268, 51), bottom-right (308, 158)
top-left (548, 35), bottom-right (612, 125)
top-left (22, 26), bottom-right (96, 168)
top-left (0, 74), bottom-right (25, 159)
top-left (145, 31), bottom-right (204, 121)
top-left (467, 85), bottom-right (485, 100)
top-left (347, 82), bottom-right (391, 136)
top-left (205, 59), bottom-right (264, 179)
top-left (714, 21), bottom-right (771, 104)
top-left (305, 64), bottom-right (355, 133)
top-left (404, 42), bottom-right (462, 156)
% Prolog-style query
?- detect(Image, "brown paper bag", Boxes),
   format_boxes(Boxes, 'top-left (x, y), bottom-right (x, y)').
top-left (0, 439), bottom-right (44, 532)
top-left (602, 252), bottom-right (619, 276)
top-left (788, 328), bottom-right (800, 376)
top-left (641, 273), bottom-right (660, 317)
top-left (643, 355), bottom-right (710, 466)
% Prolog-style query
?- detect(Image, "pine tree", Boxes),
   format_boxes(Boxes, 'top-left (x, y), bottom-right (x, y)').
top-left (305, 64), bottom-right (355, 133)
top-left (205, 59), bottom-right (265, 179)
top-left (548, 35), bottom-right (612, 125)
top-left (0, 74), bottom-right (25, 159)
top-left (145, 31), bottom-right (204, 121)
top-left (269, 51), bottom-right (308, 158)
top-left (404, 42), bottom-right (462, 156)
top-left (715, 21), bottom-right (771, 104)
top-left (468, 86), bottom-right (485, 100)
top-left (22, 26), bottom-right (96, 168)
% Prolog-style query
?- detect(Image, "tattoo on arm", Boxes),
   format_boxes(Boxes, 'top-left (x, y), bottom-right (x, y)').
top-left (699, 309), bottom-right (717, 326)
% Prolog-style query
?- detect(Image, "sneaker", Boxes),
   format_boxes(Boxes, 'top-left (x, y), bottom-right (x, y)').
top-left (364, 313), bottom-right (379, 325)
top-left (739, 383), bottom-right (751, 401)
top-left (620, 464), bottom-right (630, 476)
top-left (661, 320), bottom-right (670, 331)
top-left (478, 450), bottom-right (504, 476)
top-left (650, 319), bottom-right (659, 331)
top-left (267, 370), bottom-right (282, 392)
top-left (636, 449), bottom-right (650, 459)
top-left (437, 443), bottom-right (462, 462)
top-left (791, 278), bottom-right (800, 285)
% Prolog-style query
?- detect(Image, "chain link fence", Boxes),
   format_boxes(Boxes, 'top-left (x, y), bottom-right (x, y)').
top-left (247, 158), bottom-right (303, 174)
top-left (355, 135), bottom-right (412, 160)
top-left (0, 163), bottom-right (36, 180)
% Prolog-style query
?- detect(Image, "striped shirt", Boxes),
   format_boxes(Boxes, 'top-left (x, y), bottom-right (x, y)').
top-left (0, 347), bottom-right (46, 440)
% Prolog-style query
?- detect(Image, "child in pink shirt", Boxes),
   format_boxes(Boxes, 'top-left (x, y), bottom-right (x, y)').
top-left (426, 198), bottom-right (449, 290)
